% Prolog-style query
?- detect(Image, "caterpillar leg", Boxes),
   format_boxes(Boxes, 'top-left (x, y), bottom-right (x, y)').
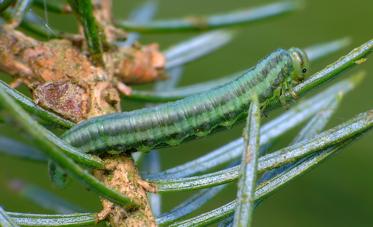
top-left (260, 86), bottom-right (280, 116)
top-left (284, 79), bottom-right (298, 99)
top-left (260, 93), bottom-right (275, 112)
top-left (280, 82), bottom-right (291, 109)
top-left (279, 79), bottom-right (300, 110)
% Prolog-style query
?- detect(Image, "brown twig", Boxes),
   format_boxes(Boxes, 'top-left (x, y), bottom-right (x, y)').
top-left (94, 155), bottom-right (156, 226)
top-left (0, 3), bottom-right (166, 225)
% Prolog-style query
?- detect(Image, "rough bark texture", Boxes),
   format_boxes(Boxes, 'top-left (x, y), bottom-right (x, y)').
top-left (0, 14), bottom-right (164, 225)
top-left (0, 27), bottom-right (166, 120)
top-left (113, 43), bottom-right (166, 84)
top-left (94, 156), bottom-right (157, 227)
top-left (0, 27), bottom-right (119, 121)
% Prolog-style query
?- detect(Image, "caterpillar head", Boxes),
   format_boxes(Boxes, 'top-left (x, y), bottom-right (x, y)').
top-left (288, 47), bottom-right (310, 83)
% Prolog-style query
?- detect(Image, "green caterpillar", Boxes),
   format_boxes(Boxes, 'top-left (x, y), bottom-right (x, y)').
top-left (62, 48), bottom-right (309, 153)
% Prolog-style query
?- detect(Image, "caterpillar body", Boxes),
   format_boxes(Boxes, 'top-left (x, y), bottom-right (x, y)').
top-left (63, 48), bottom-right (309, 153)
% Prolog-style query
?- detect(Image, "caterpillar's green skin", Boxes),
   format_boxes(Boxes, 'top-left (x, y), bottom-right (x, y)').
top-left (63, 48), bottom-right (309, 153)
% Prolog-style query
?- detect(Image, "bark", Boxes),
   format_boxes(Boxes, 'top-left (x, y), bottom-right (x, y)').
top-left (0, 27), bottom-right (165, 121)
top-left (0, 17), bottom-right (164, 225)
top-left (94, 155), bottom-right (157, 227)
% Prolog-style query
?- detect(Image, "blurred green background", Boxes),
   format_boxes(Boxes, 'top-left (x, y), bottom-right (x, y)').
top-left (0, 0), bottom-right (372, 226)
